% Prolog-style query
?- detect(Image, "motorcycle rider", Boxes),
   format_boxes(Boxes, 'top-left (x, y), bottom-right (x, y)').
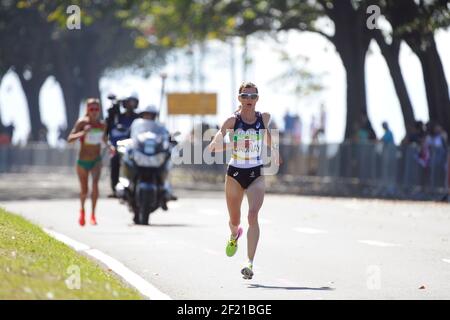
top-left (131, 105), bottom-right (178, 210)
top-left (106, 93), bottom-right (140, 197)
top-left (131, 105), bottom-right (168, 136)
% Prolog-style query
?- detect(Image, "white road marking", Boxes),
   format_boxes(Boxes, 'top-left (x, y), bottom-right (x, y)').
top-left (294, 227), bottom-right (328, 234)
top-left (43, 228), bottom-right (171, 300)
top-left (44, 229), bottom-right (90, 251)
top-left (443, 259), bottom-right (450, 264)
top-left (358, 240), bottom-right (402, 247)
top-left (199, 209), bottom-right (222, 216)
top-left (86, 249), bottom-right (171, 300)
top-left (203, 248), bottom-right (220, 256)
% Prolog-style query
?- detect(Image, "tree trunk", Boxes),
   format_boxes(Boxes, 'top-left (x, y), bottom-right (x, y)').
top-left (83, 75), bottom-right (101, 99)
top-left (0, 98), bottom-right (5, 132)
top-left (384, 0), bottom-right (450, 139)
top-left (56, 66), bottom-right (102, 136)
top-left (52, 39), bottom-right (84, 138)
top-left (82, 75), bottom-right (102, 119)
top-left (373, 32), bottom-right (416, 134)
top-left (388, 57), bottom-right (417, 133)
top-left (81, 60), bottom-right (102, 118)
top-left (0, 72), bottom-right (4, 132)
top-left (16, 67), bottom-right (47, 142)
top-left (412, 36), bottom-right (450, 137)
top-left (53, 34), bottom-right (103, 135)
top-left (331, 0), bottom-right (372, 140)
top-left (338, 47), bottom-right (368, 140)
top-left (58, 73), bottom-right (84, 138)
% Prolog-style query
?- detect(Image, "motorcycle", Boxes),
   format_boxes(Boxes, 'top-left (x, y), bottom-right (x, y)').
top-left (115, 120), bottom-right (179, 225)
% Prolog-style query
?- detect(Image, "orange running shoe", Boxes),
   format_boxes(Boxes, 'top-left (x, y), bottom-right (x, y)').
top-left (90, 214), bottom-right (97, 226)
top-left (79, 210), bottom-right (86, 226)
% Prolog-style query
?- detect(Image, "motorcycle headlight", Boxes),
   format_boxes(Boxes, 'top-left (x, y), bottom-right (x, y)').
top-left (143, 141), bottom-right (156, 154)
top-left (133, 150), bottom-right (166, 167)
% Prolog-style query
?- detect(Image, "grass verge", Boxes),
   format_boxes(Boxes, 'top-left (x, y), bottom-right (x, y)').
top-left (0, 207), bottom-right (142, 300)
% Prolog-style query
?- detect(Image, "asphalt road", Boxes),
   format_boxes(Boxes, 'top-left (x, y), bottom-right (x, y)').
top-left (2, 192), bottom-right (450, 299)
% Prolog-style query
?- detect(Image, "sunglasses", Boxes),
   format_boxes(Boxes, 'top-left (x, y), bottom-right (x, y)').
top-left (88, 106), bottom-right (100, 112)
top-left (239, 93), bottom-right (258, 100)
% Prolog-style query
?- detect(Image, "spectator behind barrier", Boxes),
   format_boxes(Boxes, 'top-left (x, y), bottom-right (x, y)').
top-left (381, 122), bottom-right (394, 145)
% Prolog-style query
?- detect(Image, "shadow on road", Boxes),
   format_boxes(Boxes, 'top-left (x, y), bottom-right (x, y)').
top-left (135, 223), bottom-right (193, 228)
top-left (247, 284), bottom-right (335, 291)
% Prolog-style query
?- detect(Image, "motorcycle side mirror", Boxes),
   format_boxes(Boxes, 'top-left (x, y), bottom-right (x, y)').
top-left (171, 131), bottom-right (181, 139)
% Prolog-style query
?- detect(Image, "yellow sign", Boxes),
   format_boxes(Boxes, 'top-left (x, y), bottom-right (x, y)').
top-left (167, 93), bottom-right (217, 115)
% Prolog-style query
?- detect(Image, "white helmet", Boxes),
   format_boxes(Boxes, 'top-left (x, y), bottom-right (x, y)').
top-left (128, 92), bottom-right (139, 101)
top-left (140, 105), bottom-right (159, 114)
top-left (124, 92), bottom-right (139, 109)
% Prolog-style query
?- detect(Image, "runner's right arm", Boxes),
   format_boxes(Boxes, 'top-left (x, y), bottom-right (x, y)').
top-left (67, 120), bottom-right (88, 143)
top-left (208, 116), bottom-right (235, 152)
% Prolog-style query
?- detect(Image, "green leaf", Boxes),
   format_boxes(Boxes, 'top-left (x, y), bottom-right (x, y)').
top-left (134, 35), bottom-right (150, 49)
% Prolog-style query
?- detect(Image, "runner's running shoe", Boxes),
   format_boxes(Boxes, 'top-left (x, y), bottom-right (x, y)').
top-left (225, 227), bottom-right (243, 257)
top-left (90, 214), bottom-right (97, 226)
top-left (241, 263), bottom-right (254, 280)
top-left (79, 210), bottom-right (85, 227)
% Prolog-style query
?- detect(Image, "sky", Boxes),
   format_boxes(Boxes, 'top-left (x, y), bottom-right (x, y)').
top-left (0, 28), bottom-right (449, 146)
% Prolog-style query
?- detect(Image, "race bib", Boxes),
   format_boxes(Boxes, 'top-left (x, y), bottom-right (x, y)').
top-left (85, 128), bottom-right (103, 145)
top-left (232, 129), bottom-right (263, 161)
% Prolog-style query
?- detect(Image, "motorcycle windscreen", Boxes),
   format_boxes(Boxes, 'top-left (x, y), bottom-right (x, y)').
top-left (131, 119), bottom-right (169, 143)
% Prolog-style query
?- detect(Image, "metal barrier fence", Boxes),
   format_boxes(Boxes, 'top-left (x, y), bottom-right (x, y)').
top-left (1, 142), bottom-right (448, 200)
top-left (172, 141), bottom-right (449, 199)
top-left (0, 143), bottom-right (108, 173)
top-left (277, 142), bottom-right (449, 199)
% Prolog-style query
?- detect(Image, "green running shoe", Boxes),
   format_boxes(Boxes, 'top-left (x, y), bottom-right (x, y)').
top-left (225, 227), bottom-right (243, 257)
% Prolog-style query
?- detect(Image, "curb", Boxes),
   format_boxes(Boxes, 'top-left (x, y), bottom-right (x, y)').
top-left (43, 228), bottom-right (172, 300)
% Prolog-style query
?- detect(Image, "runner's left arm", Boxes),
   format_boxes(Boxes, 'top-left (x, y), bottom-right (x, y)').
top-left (262, 113), bottom-right (282, 166)
top-left (101, 123), bottom-right (115, 155)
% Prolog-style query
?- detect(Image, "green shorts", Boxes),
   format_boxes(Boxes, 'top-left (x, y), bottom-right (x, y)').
top-left (77, 156), bottom-right (102, 171)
